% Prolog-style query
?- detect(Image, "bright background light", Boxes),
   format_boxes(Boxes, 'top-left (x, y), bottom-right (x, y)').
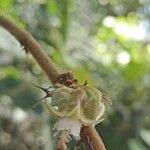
top-left (116, 51), bottom-right (131, 65)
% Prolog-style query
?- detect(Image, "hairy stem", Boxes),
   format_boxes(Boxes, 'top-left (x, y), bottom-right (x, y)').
top-left (0, 16), bottom-right (59, 83)
top-left (81, 126), bottom-right (106, 150)
top-left (0, 16), bottom-right (106, 150)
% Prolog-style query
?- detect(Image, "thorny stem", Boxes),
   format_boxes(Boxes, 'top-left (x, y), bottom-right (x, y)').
top-left (0, 16), bottom-right (106, 150)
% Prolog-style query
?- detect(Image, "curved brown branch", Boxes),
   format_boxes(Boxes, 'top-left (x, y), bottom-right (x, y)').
top-left (0, 16), bottom-right (59, 83)
top-left (0, 16), bottom-right (106, 150)
top-left (81, 126), bottom-right (106, 150)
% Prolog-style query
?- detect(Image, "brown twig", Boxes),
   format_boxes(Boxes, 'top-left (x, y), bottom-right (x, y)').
top-left (81, 126), bottom-right (106, 150)
top-left (0, 16), bottom-right (106, 150)
top-left (0, 16), bottom-right (59, 83)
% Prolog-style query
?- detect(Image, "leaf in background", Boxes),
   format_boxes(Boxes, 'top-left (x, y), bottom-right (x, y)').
top-left (122, 62), bottom-right (147, 80)
top-left (128, 139), bottom-right (147, 150)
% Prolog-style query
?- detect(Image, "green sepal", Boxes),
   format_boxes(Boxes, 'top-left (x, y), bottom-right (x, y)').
top-left (50, 86), bottom-right (85, 114)
top-left (44, 100), bottom-right (65, 118)
top-left (80, 115), bottom-right (105, 126)
top-left (80, 87), bottom-right (103, 122)
top-left (66, 104), bottom-right (80, 119)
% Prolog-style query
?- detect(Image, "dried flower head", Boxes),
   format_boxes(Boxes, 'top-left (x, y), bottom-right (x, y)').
top-left (42, 84), bottom-right (108, 137)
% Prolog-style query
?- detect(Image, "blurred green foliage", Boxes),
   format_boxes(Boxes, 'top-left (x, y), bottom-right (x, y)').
top-left (0, 0), bottom-right (150, 150)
